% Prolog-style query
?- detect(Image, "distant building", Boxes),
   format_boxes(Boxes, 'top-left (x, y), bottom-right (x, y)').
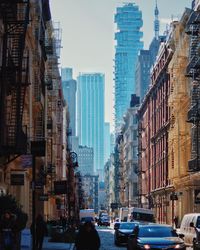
top-left (78, 145), bottom-right (94, 175)
top-left (135, 50), bottom-right (151, 101)
top-left (77, 73), bottom-right (105, 178)
top-left (81, 174), bottom-right (99, 213)
top-left (61, 67), bottom-right (72, 81)
top-left (104, 122), bottom-right (111, 164)
top-left (135, 2), bottom-right (166, 102)
top-left (114, 3), bottom-right (143, 131)
top-left (61, 68), bottom-right (77, 136)
top-left (98, 181), bottom-right (106, 210)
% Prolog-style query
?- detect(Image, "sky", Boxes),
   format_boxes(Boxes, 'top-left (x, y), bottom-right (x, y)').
top-left (49, 0), bottom-right (191, 131)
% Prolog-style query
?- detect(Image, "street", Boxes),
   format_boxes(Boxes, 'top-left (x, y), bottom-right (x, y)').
top-left (97, 225), bottom-right (126, 250)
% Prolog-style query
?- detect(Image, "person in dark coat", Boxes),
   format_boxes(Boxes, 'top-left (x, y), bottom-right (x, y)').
top-left (75, 221), bottom-right (100, 250)
top-left (31, 214), bottom-right (47, 250)
top-left (0, 210), bottom-right (17, 250)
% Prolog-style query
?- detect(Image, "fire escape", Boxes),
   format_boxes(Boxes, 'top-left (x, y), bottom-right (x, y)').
top-left (185, 10), bottom-right (200, 171)
top-left (0, 1), bottom-right (29, 155)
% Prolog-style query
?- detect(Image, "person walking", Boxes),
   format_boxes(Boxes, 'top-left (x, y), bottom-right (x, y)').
top-left (75, 221), bottom-right (100, 250)
top-left (31, 214), bottom-right (47, 250)
top-left (0, 210), bottom-right (17, 250)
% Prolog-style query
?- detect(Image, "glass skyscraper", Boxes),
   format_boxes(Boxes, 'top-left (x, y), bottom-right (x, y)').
top-left (77, 73), bottom-right (105, 178)
top-left (114, 3), bottom-right (143, 131)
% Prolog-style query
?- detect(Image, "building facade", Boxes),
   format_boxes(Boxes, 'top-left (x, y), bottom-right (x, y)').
top-left (104, 122), bottom-right (111, 164)
top-left (0, 0), bottom-right (65, 224)
top-left (135, 50), bottom-right (151, 101)
top-left (114, 3), bottom-right (143, 131)
top-left (121, 94), bottom-right (140, 208)
top-left (77, 73), bottom-right (105, 179)
top-left (78, 145), bottom-right (94, 175)
top-left (61, 68), bottom-right (77, 136)
top-left (138, 40), bottom-right (173, 223)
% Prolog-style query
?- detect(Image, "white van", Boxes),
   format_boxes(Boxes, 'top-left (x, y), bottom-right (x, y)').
top-left (179, 213), bottom-right (200, 246)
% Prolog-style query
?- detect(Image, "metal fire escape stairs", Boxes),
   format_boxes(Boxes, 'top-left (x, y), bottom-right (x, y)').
top-left (185, 10), bottom-right (200, 171)
top-left (0, 1), bottom-right (30, 156)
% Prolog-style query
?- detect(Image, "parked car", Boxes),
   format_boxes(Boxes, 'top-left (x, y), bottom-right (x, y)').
top-left (114, 222), bottom-right (139, 246)
top-left (98, 217), bottom-right (110, 226)
top-left (127, 223), bottom-right (186, 250)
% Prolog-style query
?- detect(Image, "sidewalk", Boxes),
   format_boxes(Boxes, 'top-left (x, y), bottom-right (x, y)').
top-left (21, 229), bottom-right (75, 250)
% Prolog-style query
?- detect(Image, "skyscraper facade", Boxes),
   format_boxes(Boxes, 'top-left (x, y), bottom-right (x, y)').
top-left (61, 68), bottom-right (77, 136)
top-left (77, 73), bottom-right (105, 177)
top-left (114, 3), bottom-right (143, 131)
top-left (135, 50), bottom-right (151, 101)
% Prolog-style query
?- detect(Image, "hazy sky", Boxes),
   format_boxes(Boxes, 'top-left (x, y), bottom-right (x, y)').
top-left (50, 0), bottom-right (191, 131)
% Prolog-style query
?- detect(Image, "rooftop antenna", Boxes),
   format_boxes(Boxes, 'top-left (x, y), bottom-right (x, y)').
top-left (154, 0), bottom-right (160, 39)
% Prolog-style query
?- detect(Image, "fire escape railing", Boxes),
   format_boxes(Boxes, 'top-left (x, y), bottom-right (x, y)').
top-left (0, 1), bottom-right (30, 155)
top-left (185, 10), bottom-right (200, 172)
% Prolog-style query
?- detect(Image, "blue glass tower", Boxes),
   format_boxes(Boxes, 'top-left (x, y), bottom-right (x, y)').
top-left (114, 3), bottom-right (143, 131)
top-left (77, 73), bottom-right (105, 178)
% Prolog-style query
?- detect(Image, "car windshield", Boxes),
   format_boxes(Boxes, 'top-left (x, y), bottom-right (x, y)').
top-left (138, 226), bottom-right (178, 238)
top-left (132, 212), bottom-right (155, 222)
top-left (119, 223), bottom-right (137, 230)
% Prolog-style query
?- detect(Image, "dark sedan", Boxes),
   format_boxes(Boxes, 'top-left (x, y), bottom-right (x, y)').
top-left (127, 223), bottom-right (186, 250)
top-left (114, 222), bottom-right (139, 246)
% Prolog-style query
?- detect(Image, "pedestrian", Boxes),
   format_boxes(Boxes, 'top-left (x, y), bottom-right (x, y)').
top-left (0, 210), bottom-right (17, 250)
top-left (31, 214), bottom-right (48, 250)
top-left (173, 216), bottom-right (179, 228)
top-left (75, 221), bottom-right (100, 250)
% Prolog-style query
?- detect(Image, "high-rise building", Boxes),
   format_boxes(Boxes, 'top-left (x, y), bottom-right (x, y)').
top-left (77, 73), bottom-right (105, 177)
top-left (135, 50), bottom-right (151, 101)
top-left (135, 2), bottom-right (165, 102)
top-left (61, 68), bottom-right (77, 136)
top-left (114, 3), bottom-right (143, 131)
top-left (61, 67), bottom-right (72, 81)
